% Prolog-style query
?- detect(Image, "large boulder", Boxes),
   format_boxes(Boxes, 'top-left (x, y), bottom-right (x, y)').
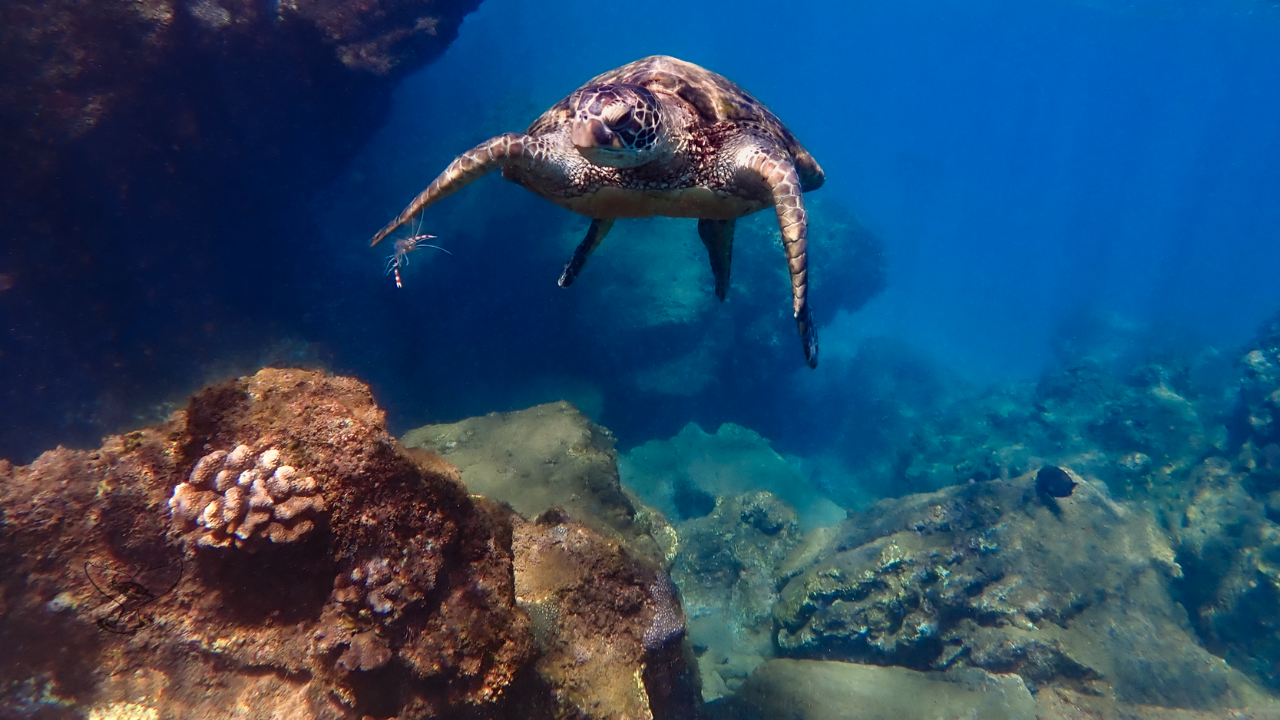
top-left (403, 401), bottom-right (676, 567)
top-left (773, 473), bottom-right (1264, 710)
top-left (672, 492), bottom-right (803, 700)
top-left (0, 368), bottom-right (532, 718)
top-left (620, 422), bottom-right (844, 531)
top-left (731, 659), bottom-right (1035, 720)
top-left (513, 511), bottom-right (700, 720)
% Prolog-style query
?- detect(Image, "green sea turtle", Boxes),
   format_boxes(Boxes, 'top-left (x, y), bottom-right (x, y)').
top-left (371, 55), bottom-right (826, 367)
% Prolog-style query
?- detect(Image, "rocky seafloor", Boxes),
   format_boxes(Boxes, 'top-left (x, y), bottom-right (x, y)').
top-left (8, 311), bottom-right (1280, 719)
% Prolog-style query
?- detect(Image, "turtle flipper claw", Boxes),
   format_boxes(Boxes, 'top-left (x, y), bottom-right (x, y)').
top-left (797, 302), bottom-right (818, 369)
top-left (558, 218), bottom-right (614, 288)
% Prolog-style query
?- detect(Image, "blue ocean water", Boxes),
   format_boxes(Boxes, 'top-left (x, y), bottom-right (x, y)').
top-left (7, 0), bottom-right (1280, 716)
top-left (320, 0), bottom-right (1280, 452)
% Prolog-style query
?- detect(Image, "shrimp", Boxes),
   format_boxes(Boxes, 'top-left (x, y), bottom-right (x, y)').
top-left (384, 216), bottom-right (452, 288)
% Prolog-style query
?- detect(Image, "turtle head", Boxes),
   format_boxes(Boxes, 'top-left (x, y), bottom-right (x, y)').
top-left (570, 84), bottom-right (665, 168)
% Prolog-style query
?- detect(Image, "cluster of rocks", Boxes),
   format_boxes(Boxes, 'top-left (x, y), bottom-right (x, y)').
top-left (10, 310), bottom-right (1280, 719)
top-left (0, 370), bottom-right (694, 719)
top-left (824, 340), bottom-right (1225, 505)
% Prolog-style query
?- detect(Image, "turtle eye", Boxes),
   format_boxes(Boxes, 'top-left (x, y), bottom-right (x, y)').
top-left (601, 103), bottom-right (632, 129)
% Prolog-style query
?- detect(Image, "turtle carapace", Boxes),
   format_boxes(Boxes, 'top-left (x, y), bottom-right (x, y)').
top-left (370, 55), bottom-right (826, 367)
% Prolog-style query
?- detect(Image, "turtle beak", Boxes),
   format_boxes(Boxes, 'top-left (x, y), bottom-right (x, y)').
top-left (571, 118), bottom-right (613, 151)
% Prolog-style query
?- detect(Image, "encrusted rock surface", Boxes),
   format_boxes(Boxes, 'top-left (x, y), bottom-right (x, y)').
top-left (672, 492), bottom-right (802, 700)
top-left (620, 422), bottom-right (844, 530)
top-left (729, 659), bottom-right (1035, 720)
top-left (512, 511), bottom-right (700, 720)
top-left (0, 368), bottom-right (533, 718)
top-left (1173, 455), bottom-right (1280, 692)
top-left (404, 401), bottom-right (677, 567)
top-left (773, 472), bottom-right (1266, 710)
top-left (1237, 313), bottom-right (1280, 450)
top-left (825, 335), bottom-right (1228, 505)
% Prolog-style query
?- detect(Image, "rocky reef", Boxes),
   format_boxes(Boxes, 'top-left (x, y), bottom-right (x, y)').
top-left (824, 324), bottom-right (1229, 505)
top-left (672, 492), bottom-right (803, 701)
top-left (11, 310), bottom-right (1280, 719)
top-left (403, 402), bottom-right (676, 567)
top-left (620, 422), bottom-right (845, 531)
top-left (513, 512), bottom-right (699, 720)
top-left (0, 370), bottom-right (696, 719)
top-left (772, 472), bottom-right (1263, 709)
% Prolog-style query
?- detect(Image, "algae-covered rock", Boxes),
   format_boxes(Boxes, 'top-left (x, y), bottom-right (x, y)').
top-left (1237, 312), bottom-right (1280, 450)
top-left (403, 401), bottom-right (675, 566)
top-left (773, 473), bottom-right (1263, 709)
top-left (0, 369), bottom-right (535, 718)
top-left (672, 492), bottom-right (802, 700)
top-left (512, 511), bottom-right (700, 720)
top-left (620, 422), bottom-right (844, 530)
top-left (830, 350), bottom-right (1224, 505)
top-left (730, 659), bottom-right (1035, 720)
top-left (1171, 457), bottom-right (1280, 693)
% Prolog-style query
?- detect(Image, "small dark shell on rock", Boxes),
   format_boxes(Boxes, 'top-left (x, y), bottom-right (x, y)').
top-left (1036, 466), bottom-right (1077, 499)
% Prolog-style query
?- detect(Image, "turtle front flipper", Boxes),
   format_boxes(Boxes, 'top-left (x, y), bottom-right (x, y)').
top-left (558, 218), bottom-right (615, 287)
top-left (737, 142), bottom-right (818, 368)
top-left (697, 219), bottom-right (736, 302)
top-left (371, 133), bottom-right (554, 247)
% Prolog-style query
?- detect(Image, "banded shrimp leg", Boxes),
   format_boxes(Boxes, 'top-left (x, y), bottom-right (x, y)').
top-left (384, 215), bottom-right (452, 288)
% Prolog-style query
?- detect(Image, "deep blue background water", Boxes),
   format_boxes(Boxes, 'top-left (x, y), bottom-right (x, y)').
top-left (311, 0), bottom-right (1280, 459)
top-left (6, 0), bottom-right (1279, 472)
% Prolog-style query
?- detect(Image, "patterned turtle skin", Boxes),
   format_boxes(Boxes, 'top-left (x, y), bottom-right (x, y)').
top-left (371, 55), bottom-right (826, 367)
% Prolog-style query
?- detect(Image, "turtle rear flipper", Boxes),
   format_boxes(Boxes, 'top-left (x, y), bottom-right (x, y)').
top-left (371, 133), bottom-right (558, 247)
top-left (736, 140), bottom-right (818, 368)
top-left (558, 218), bottom-right (615, 287)
top-left (697, 218), bottom-right (736, 302)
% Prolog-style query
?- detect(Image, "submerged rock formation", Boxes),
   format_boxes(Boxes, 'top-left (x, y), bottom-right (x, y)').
top-left (673, 492), bottom-right (802, 700)
top-left (773, 471), bottom-right (1266, 710)
top-left (0, 370), bottom-right (706, 719)
top-left (513, 512), bottom-right (700, 720)
top-left (732, 659), bottom-right (1036, 720)
top-left (403, 401), bottom-right (677, 567)
top-left (827, 340), bottom-right (1226, 505)
top-left (620, 422), bottom-right (844, 531)
top-left (0, 369), bottom-right (531, 717)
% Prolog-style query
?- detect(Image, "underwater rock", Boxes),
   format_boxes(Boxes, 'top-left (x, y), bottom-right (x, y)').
top-left (620, 422), bottom-right (845, 531)
top-left (403, 401), bottom-right (676, 566)
top-left (772, 473), bottom-right (1266, 710)
top-left (1, 0), bottom-right (477, 151)
top-left (1170, 457), bottom-right (1280, 694)
top-left (671, 492), bottom-right (802, 701)
top-left (828, 348), bottom-right (1222, 505)
top-left (0, 368), bottom-right (534, 718)
top-left (512, 511), bottom-right (700, 720)
top-left (1236, 312), bottom-right (1280, 449)
top-left (729, 659), bottom-right (1036, 720)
